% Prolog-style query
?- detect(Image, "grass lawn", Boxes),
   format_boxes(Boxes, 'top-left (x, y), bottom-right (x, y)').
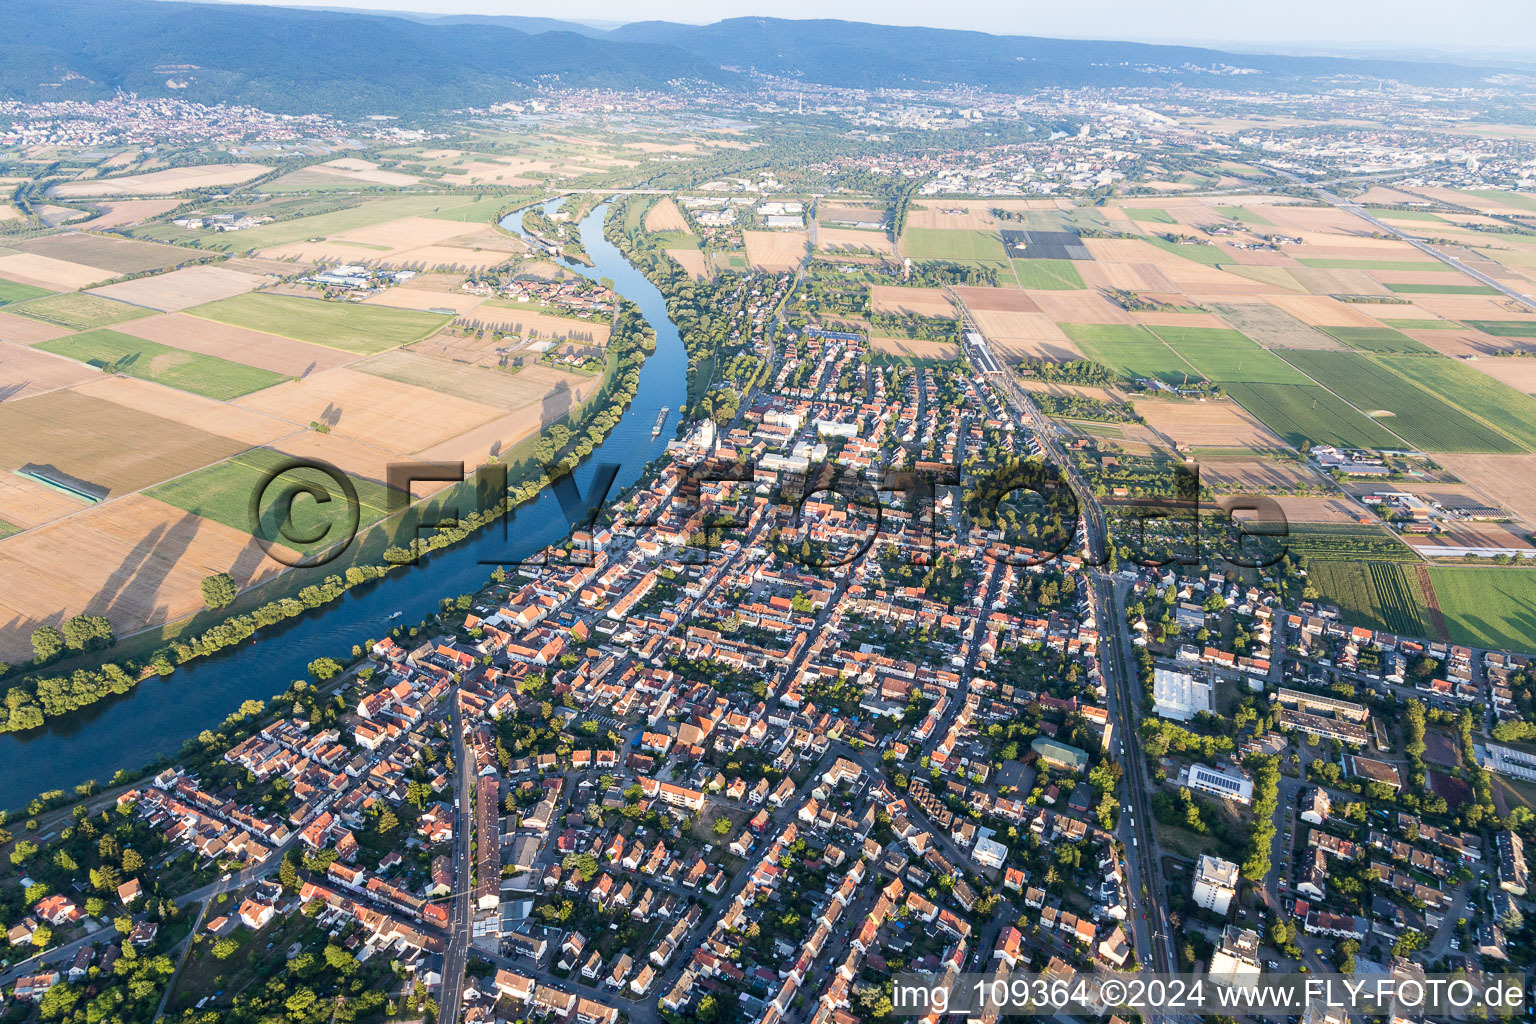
top-left (37, 329), bottom-right (287, 400)
top-left (1127, 208), bottom-right (1177, 224)
top-left (902, 227), bottom-right (1008, 266)
top-left (1385, 282), bottom-right (1500, 295)
top-left (650, 230), bottom-right (699, 249)
top-left (1318, 325), bottom-right (1434, 353)
top-left (150, 447), bottom-right (397, 557)
top-left (188, 292), bottom-right (450, 353)
top-left (0, 278), bottom-right (53, 306)
top-left (1012, 258), bottom-right (1084, 290)
top-left (1427, 566), bottom-right (1536, 651)
top-left (1146, 237), bottom-right (1226, 266)
top-left (1059, 322), bottom-right (1196, 385)
top-left (1295, 258), bottom-right (1452, 271)
top-left (10, 292), bottom-right (155, 330)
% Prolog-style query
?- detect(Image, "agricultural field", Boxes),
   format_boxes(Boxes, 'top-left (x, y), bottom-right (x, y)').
top-left (0, 339), bottom-right (99, 401)
top-left (1145, 237), bottom-right (1227, 266)
top-left (88, 264), bottom-right (269, 311)
top-left (1126, 208), bottom-right (1177, 224)
top-left (1283, 350), bottom-right (1529, 453)
top-left (355, 350), bottom-right (589, 411)
top-left (1217, 381), bottom-right (1403, 450)
top-left (49, 162), bottom-right (271, 197)
top-left (1135, 398), bottom-right (1282, 449)
top-left (902, 228), bottom-right (1008, 266)
top-left (16, 232), bottom-right (195, 274)
top-left (743, 231), bottom-right (809, 271)
top-left (189, 292), bottom-right (450, 353)
top-left (115, 313), bottom-right (352, 377)
top-left (1304, 560), bottom-right (1436, 639)
top-left (37, 329), bottom-right (288, 400)
top-left (1318, 325), bottom-right (1434, 353)
top-left (9, 291), bottom-right (156, 330)
top-left (1012, 259), bottom-right (1085, 289)
top-left (1059, 323), bottom-right (1196, 384)
top-left (644, 199), bottom-right (691, 233)
top-left (1386, 282), bottom-right (1499, 295)
top-left (1464, 321), bottom-right (1536, 338)
top-left (1378, 353), bottom-right (1536, 451)
top-left (0, 279), bottom-right (52, 306)
top-left (0, 252), bottom-right (114, 291)
top-left (869, 286), bottom-right (955, 317)
top-left (1426, 567), bottom-right (1536, 651)
top-left (1153, 326), bottom-right (1305, 384)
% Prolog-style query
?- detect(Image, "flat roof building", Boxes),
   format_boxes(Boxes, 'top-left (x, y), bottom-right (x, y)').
top-left (1153, 668), bottom-right (1212, 722)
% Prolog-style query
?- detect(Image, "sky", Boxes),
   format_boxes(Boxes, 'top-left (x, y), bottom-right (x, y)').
top-left (244, 0), bottom-right (1536, 56)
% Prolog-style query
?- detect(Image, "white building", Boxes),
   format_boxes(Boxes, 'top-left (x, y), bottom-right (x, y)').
top-left (972, 834), bottom-right (1008, 871)
top-left (1153, 668), bottom-right (1212, 722)
top-left (1193, 854), bottom-right (1239, 916)
top-left (1183, 763), bottom-right (1253, 805)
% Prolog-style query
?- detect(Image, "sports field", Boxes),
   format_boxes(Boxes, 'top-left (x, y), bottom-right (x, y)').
top-left (903, 228), bottom-right (1008, 266)
top-left (1427, 567), bottom-right (1536, 651)
top-left (11, 292), bottom-right (155, 331)
top-left (1281, 350), bottom-right (1522, 453)
top-left (37, 329), bottom-right (287, 400)
top-left (1059, 323), bottom-right (1195, 384)
top-left (1012, 260), bottom-right (1084, 290)
top-left (189, 292), bottom-right (450, 354)
top-left (1318, 326), bottom-right (1433, 353)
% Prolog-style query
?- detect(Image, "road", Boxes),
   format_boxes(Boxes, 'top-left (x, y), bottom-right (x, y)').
top-left (439, 686), bottom-right (474, 1024)
top-left (952, 290), bottom-right (1182, 1003)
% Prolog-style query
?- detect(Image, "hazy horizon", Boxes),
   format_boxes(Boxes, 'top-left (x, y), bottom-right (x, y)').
top-left (199, 0), bottom-right (1536, 58)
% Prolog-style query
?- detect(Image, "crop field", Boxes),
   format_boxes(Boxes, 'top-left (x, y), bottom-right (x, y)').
top-left (1011, 259), bottom-right (1085, 290)
top-left (1145, 238), bottom-right (1227, 266)
top-left (869, 337), bottom-right (961, 364)
top-left (0, 388), bottom-right (253, 497)
top-left (1318, 326), bottom-right (1433, 353)
top-left (1153, 326), bottom-right (1305, 384)
top-left (10, 292), bottom-right (156, 330)
top-left (74, 199), bottom-right (183, 230)
top-left (0, 311), bottom-right (72, 344)
top-left (1060, 323), bottom-right (1195, 384)
top-left (0, 253), bottom-right (113, 291)
top-left (1304, 560), bottom-right (1435, 639)
top-left (1464, 321), bottom-right (1536, 338)
top-left (49, 163), bottom-right (271, 197)
top-left (457, 306), bottom-right (610, 346)
top-left (1218, 381), bottom-right (1404, 449)
top-left (1385, 282), bottom-right (1499, 295)
top-left (644, 199), bottom-right (691, 233)
top-left (189, 293), bottom-right (449, 353)
top-left (667, 249), bottom-right (712, 279)
top-left (116, 313), bottom-right (352, 378)
top-left (38, 329), bottom-right (287, 400)
top-left (1126, 208), bottom-right (1177, 224)
top-left (869, 286), bottom-right (955, 317)
top-left (17, 233), bottom-right (194, 274)
top-left (1426, 567), bottom-right (1536, 651)
top-left (903, 228), bottom-right (1008, 266)
top-left (354, 351), bottom-right (589, 411)
top-left (0, 339), bottom-right (99, 401)
top-left (817, 228), bottom-right (896, 255)
top-left (1135, 398), bottom-right (1281, 448)
top-left (1210, 301), bottom-right (1339, 350)
top-left (140, 194), bottom-right (494, 251)
top-left (1214, 206), bottom-right (1272, 226)
top-left (1381, 319), bottom-right (1458, 330)
top-left (742, 231), bottom-right (809, 271)
top-left (0, 279), bottom-right (51, 306)
top-left (1295, 258), bottom-right (1452, 271)
top-left (88, 265), bottom-right (268, 311)
top-left (1377, 352), bottom-right (1536, 451)
top-left (1280, 350), bottom-right (1522, 453)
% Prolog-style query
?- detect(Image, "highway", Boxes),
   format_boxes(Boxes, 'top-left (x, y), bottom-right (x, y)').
top-left (951, 288), bottom-right (1181, 999)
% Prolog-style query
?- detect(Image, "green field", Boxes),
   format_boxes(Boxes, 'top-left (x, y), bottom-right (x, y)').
top-left (650, 231), bottom-right (700, 249)
top-left (137, 194), bottom-right (494, 250)
top-left (37, 329), bottom-right (286, 400)
top-left (1318, 325), bottom-right (1434, 353)
top-left (1427, 567), bottom-right (1536, 651)
top-left (1153, 326), bottom-right (1305, 384)
top-left (1464, 321), bottom-right (1536, 338)
top-left (1219, 381), bottom-right (1404, 449)
top-left (1285, 522), bottom-right (1421, 563)
top-left (1295, 258), bottom-right (1452, 271)
top-left (1060, 323), bottom-right (1196, 384)
top-left (902, 228), bottom-right (1008, 266)
top-left (1215, 206), bottom-right (1272, 227)
top-left (1380, 319), bottom-right (1459, 330)
top-left (1385, 282), bottom-right (1500, 295)
top-left (1012, 259), bottom-right (1084, 290)
top-left (1459, 189), bottom-right (1536, 214)
top-left (0, 516), bottom-right (18, 539)
top-left (1305, 560), bottom-right (1435, 639)
top-left (188, 293), bottom-right (450, 354)
top-left (150, 448), bottom-right (398, 557)
top-left (10, 292), bottom-right (155, 331)
top-left (1145, 237), bottom-right (1226, 266)
top-left (1127, 208), bottom-right (1177, 224)
top-left (422, 193), bottom-right (534, 223)
top-left (1377, 353), bottom-right (1536, 452)
top-left (0, 278), bottom-right (52, 306)
top-left (1368, 208), bottom-right (1447, 222)
top-left (1280, 349), bottom-right (1522, 453)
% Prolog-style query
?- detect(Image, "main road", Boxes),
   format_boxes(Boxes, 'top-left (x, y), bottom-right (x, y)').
top-left (439, 687), bottom-right (474, 1024)
top-left (951, 290), bottom-right (1180, 988)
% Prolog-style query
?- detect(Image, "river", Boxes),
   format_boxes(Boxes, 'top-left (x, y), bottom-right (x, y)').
top-left (0, 199), bottom-right (684, 797)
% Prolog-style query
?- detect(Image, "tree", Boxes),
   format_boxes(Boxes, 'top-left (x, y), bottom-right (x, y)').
top-left (31, 626), bottom-right (64, 662)
top-left (61, 614), bottom-right (114, 653)
top-left (212, 937), bottom-right (239, 960)
top-left (279, 854), bottom-right (300, 893)
top-left (308, 657), bottom-right (344, 682)
top-left (200, 573), bottom-right (239, 610)
top-left (121, 848), bottom-right (144, 873)
top-left (714, 816), bottom-right (732, 836)
top-left (324, 943), bottom-right (359, 975)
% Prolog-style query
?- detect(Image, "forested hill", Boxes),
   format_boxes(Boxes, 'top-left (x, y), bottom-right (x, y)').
top-left (0, 0), bottom-right (1513, 118)
top-left (0, 0), bottom-right (729, 116)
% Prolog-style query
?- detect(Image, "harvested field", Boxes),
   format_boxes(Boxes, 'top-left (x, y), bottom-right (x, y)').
top-left (0, 339), bottom-right (100, 402)
top-left (1135, 398), bottom-right (1283, 448)
top-left (455, 306), bottom-right (609, 346)
top-left (413, 394), bottom-right (588, 467)
top-left (987, 337), bottom-right (1085, 363)
top-left (817, 228), bottom-right (896, 255)
top-left (331, 216), bottom-right (483, 252)
top-left (189, 293), bottom-right (450, 354)
top-left (1263, 294), bottom-right (1383, 328)
top-left (1031, 290), bottom-right (1135, 324)
top-left (1013, 380), bottom-right (1126, 403)
top-left (0, 493), bottom-right (292, 663)
top-left (1211, 301), bottom-right (1342, 350)
top-left (1456, 355), bottom-right (1536, 394)
top-left (869, 337), bottom-right (961, 362)
top-left (354, 350), bottom-right (592, 411)
top-left (1198, 458), bottom-right (1324, 490)
top-left (75, 200), bottom-right (182, 230)
top-left (0, 471), bottom-right (87, 530)
top-left (644, 199), bottom-right (690, 233)
top-left (116, 313), bottom-right (351, 377)
top-left (744, 231), bottom-right (809, 271)
top-left (869, 286), bottom-right (955, 317)
top-left (39, 329), bottom-right (287, 400)
top-left (972, 309), bottom-right (1070, 343)
top-left (289, 159), bottom-right (420, 187)
top-left (666, 249), bottom-right (711, 279)
top-left (11, 292), bottom-right (154, 331)
top-left (362, 287), bottom-right (482, 315)
top-left (906, 203), bottom-right (998, 231)
top-left (222, 256), bottom-right (303, 277)
top-left (382, 244), bottom-right (515, 272)
top-left (0, 311), bottom-right (73, 344)
top-left (17, 233), bottom-right (194, 274)
top-left (0, 252), bottom-right (112, 291)
top-left (1263, 496), bottom-right (1370, 524)
top-left (50, 163), bottom-right (271, 197)
top-left (1414, 522), bottom-right (1534, 552)
top-left (952, 287), bottom-right (1040, 313)
top-left (232, 366), bottom-right (505, 454)
top-left (89, 265), bottom-right (267, 311)
top-left (0, 388), bottom-right (254, 497)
